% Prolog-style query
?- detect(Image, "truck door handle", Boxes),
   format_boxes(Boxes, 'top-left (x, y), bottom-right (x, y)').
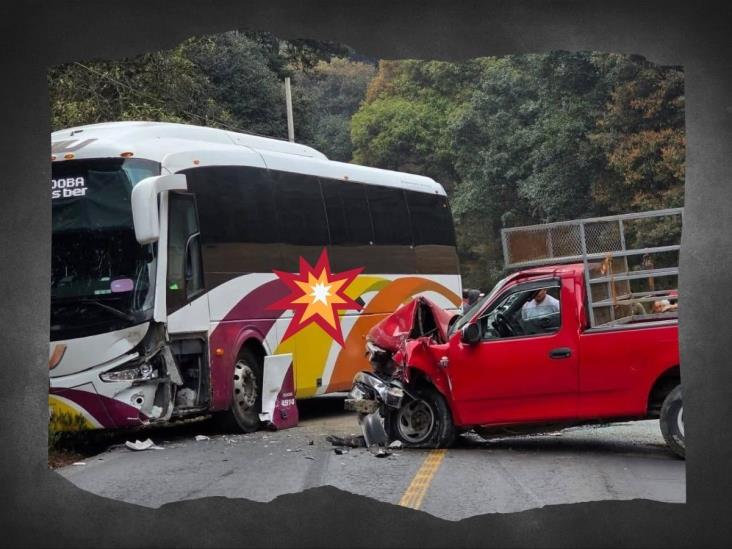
top-left (549, 348), bottom-right (572, 359)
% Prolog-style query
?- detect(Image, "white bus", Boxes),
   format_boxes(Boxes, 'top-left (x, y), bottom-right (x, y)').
top-left (49, 121), bottom-right (462, 432)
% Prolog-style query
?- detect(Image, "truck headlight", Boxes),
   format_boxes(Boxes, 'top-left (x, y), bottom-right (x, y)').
top-left (385, 386), bottom-right (404, 408)
top-left (100, 361), bottom-right (158, 382)
top-left (348, 385), bottom-right (369, 400)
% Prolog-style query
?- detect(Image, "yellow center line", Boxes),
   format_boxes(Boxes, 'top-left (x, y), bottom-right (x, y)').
top-left (398, 449), bottom-right (447, 510)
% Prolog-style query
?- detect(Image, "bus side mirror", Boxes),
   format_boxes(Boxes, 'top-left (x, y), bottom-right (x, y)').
top-left (131, 174), bottom-right (187, 244)
top-left (460, 323), bottom-right (481, 345)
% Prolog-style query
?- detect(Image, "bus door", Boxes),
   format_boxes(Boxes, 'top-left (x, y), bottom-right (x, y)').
top-left (158, 190), bottom-right (211, 410)
top-left (162, 191), bottom-right (209, 332)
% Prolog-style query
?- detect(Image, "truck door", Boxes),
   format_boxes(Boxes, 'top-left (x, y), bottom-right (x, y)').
top-left (447, 277), bottom-right (579, 426)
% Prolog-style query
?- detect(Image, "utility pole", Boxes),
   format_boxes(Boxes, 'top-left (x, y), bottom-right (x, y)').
top-left (284, 77), bottom-right (295, 142)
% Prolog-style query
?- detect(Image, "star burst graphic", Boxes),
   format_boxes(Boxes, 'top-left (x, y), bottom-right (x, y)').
top-left (269, 249), bottom-right (363, 346)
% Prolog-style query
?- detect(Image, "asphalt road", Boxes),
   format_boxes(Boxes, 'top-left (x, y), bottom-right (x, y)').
top-left (57, 395), bottom-right (685, 520)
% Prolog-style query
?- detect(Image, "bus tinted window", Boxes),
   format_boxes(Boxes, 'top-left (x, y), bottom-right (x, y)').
top-left (321, 179), bottom-right (374, 245)
top-left (407, 191), bottom-right (456, 246)
top-left (273, 171), bottom-right (329, 246)
top-left (366, 185), bottom-right (412, 245)
top-left (184, 166), bottom-right (279, 244)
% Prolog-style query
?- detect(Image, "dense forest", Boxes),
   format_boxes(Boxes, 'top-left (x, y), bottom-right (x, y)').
top-left (49, 31), bottom-right (684, 289)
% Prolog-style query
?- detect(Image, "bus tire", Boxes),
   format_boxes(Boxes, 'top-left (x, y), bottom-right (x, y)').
top-left (385, 385), bottom-right (456, 448)
top-left (660, 384), bottom-right (685, 459)
top-left (221, 347), bottom-right (263, 433)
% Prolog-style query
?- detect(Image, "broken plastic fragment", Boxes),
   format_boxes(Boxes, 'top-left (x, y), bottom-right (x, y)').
top-left (124, 438), bottom-right (163, 451)
top-left (195, 435), bottom-right (210, 441)
top-left (72, 462), bottom-right (86, 466)
top-left (388, 440), bottom-right (403, 449)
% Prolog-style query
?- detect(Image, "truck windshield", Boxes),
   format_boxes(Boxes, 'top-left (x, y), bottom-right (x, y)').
top-left (51, 158), bottom-right (160, 341)
top-left (449, 274), bottom-right (512, 337)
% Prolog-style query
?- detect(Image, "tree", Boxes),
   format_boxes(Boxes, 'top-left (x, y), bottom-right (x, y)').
top-left (295, 58), bottom-right (376, 160)
top-left (179, 32), bottom-right (290, 138)
top-left (350, 52), bottom-right (684, 290)
top-left (49, 48), bottom-right (233, 131)
top-left (590, 54), bottom-right (685, 213)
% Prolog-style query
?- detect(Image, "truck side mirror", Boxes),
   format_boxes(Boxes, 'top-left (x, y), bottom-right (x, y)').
top-left (131, 174), bottom-right (188, 244)
top-left (460, 323), bottom-right (481, 345)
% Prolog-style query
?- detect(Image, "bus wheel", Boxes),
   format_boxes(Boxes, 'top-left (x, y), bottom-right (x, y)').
top-left (224, 348), bottom-right (263, 433)
top-left (660, 384), bottom-right (685, 459)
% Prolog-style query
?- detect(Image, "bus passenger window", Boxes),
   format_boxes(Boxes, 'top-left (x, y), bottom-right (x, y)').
top-left (366, 185), bottom-right (412, 245)
top-left (407, 191), bottom-right (456, 246)
top-left (274, 172), bottom-right (329, 246)
top-left (185, 166), bottom-right (279, 244)
top-left (321, 179), bottom-right (374, 245)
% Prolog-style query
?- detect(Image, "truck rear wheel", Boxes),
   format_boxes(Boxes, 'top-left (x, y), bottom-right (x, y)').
top-left (660, 384), bottom-right (685, 459)
top-left (385, 385), bottom-right (456, 448)
top-left (218, 348), bottom-right (263, 433)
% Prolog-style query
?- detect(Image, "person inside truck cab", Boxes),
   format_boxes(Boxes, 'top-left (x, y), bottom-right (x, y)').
top-left (480, 285), bottom-right (562, 338)
top-left (522, 288), bottom-right (560, 314)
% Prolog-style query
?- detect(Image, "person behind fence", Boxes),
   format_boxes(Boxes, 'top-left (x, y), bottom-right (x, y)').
top-left (652, 298), bottom-right (678, 313)
top-left (522, 288), bottom-right (560, 314)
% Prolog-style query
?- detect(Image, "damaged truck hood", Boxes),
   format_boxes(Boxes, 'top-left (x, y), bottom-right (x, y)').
top-left (367, 296), bottom-right (457, 352)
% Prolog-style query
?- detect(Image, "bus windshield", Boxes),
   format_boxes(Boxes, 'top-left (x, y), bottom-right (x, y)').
top-left (51, 158), bottom-right (160, 341)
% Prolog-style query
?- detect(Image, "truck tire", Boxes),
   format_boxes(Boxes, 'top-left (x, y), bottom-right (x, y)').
top-left (218, 347), bottom-right (263, 433)
top-left (385, 385), bottom-right (456, 448)
top-left (660, 384), bottom-right (685, 459)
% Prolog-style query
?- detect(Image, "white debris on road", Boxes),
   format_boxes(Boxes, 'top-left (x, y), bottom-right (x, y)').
top-left (125, 439), bottom-right (164, 451)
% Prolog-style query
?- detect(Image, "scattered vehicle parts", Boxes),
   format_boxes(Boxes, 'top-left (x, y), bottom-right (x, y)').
top-left (124, 438), bottom-right (163, 451)
top-left (325, 434), bottom-right (365, 448)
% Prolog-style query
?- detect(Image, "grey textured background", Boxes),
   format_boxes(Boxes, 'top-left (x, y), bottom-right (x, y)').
top-left (1, 0), bottom-right (730, 546)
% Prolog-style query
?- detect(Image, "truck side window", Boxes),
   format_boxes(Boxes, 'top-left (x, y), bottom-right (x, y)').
top-left (480, 284), bottom-right (561, 339)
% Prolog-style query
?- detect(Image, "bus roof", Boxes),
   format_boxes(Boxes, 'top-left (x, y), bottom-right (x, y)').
top-left (52, 121), bottom-right (447, 196)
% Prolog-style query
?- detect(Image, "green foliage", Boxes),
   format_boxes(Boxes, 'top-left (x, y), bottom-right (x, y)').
top-left (590, 54), bottom-right (685, 213)
top-left (351, 59), bottom-right (481, 193)
top-left (48, 31), bottom-right (362, 142)
top-left (295, 58), bottom-right (376, 160)
top-left (352, 52), bottom-right (685, 290)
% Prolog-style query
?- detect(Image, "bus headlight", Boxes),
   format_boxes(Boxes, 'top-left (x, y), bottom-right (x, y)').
top-left (100, 361), bottom-right (158, 382)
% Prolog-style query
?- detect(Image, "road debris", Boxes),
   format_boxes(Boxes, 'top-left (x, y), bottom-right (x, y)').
top-left (125, 438), bottom-right (163, 451)
top-left (372, 447), bottom-right (391, 458)
top-left (334, 447), bottom-right (349, 455)
top-left (388, 440), bottom-right (403, 449)
top-left (195, 435), bottom-right (210, 441)
top-left (72, 462), bottom-right (86, 466)
top-left (304, 455), bottom-right (315, 460)
top-left (326, 434), bottom-right (366, 448)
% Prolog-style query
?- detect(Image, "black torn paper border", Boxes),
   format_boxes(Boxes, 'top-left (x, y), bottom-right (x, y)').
top-left (2, 0), bottom-right (731, 546)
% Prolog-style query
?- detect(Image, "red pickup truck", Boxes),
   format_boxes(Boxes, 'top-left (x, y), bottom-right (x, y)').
top-left (346, 262), bottom-right (684, 458)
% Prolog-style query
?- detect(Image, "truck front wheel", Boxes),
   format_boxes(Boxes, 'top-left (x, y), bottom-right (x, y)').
top-left (660, 384), bottom-right (685, 459)
top-left (385, 385), bottom-right (456, 448)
